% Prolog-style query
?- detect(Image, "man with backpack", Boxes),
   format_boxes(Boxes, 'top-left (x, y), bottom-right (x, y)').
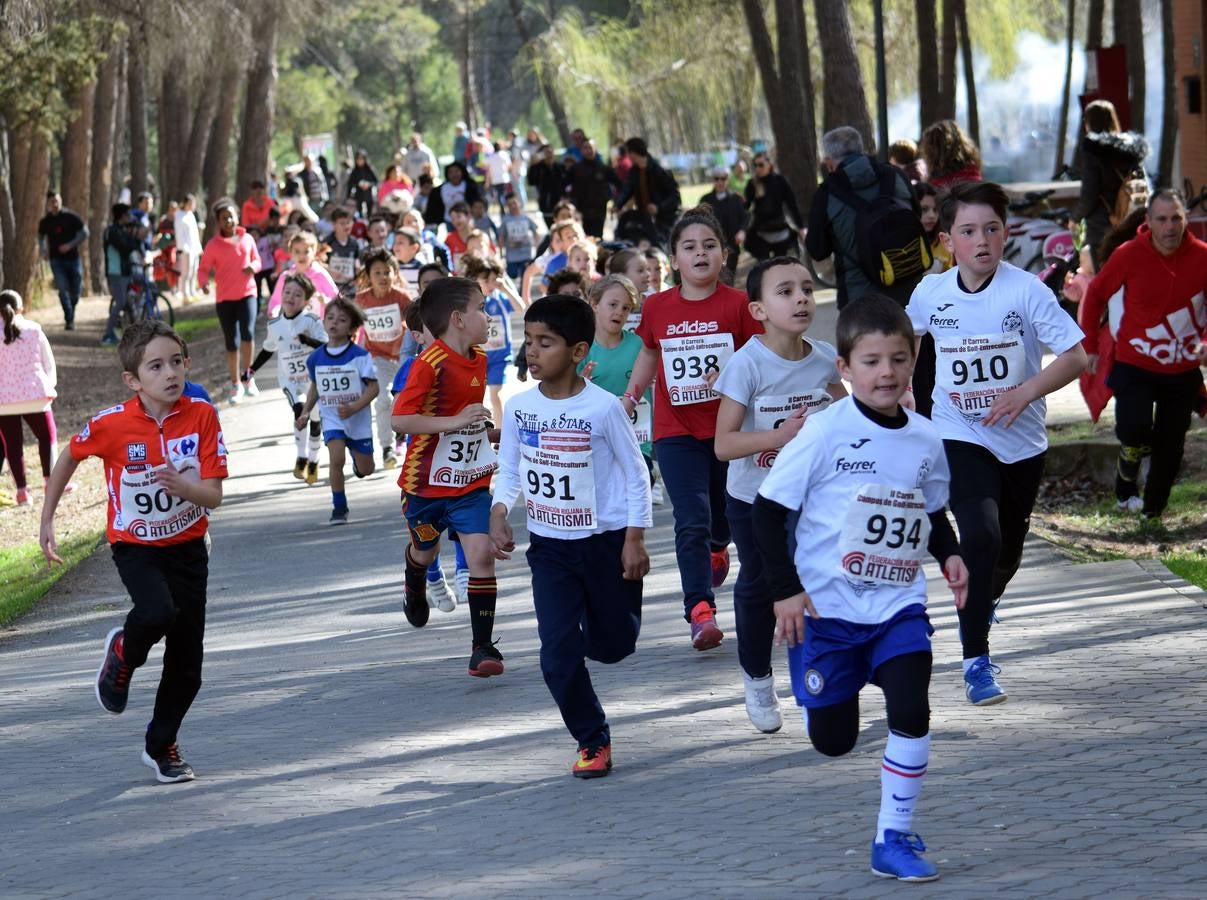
top-left (806, 126), bottom-right (930, 309)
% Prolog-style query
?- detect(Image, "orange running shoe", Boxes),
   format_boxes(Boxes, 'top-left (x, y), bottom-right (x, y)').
top-left (572, 744), bottom-right (612, 779)
top-left (689, 600), bottom-right (724, 651)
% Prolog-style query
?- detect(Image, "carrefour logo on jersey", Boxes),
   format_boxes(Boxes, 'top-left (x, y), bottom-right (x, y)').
top-left (665, 320), bottom-right (719, 336)
top-left (167, 434), bottom-right (200, 465)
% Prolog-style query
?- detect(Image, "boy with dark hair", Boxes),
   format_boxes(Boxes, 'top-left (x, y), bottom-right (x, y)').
top-left (545, 267), bottom-right (588, 298)
top-left (391, 277), bottom-right (507, 676)
top-left (753, 295), bottom-right (967, 881)
top-left (490, 295), bottom-right (651, 777)
top-left (907, 180), bottom-right (1086, 706)
top-left (444, 201), bottom-right (474, 271)
top-left (326, 207), bottom-right (362, 288)
top-left (100, 202), bottom-right (149, 345)
top-left (40, 319), bottom-right (228, 783)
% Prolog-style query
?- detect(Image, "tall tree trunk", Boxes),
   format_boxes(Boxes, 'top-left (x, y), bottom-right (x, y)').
top-left (1157, 0), bottom-right (1177, 185)
top-left (1054, 0), bottom-right (1076, 177)
top-left (158, 69), bottom-right (192, 203)
top-left (1087, 0), bottom-right (1104, 48)
top-left (403, 60), bottom-right (423, 133)
top-left (4, 123), bottom-right (51, 298)
top-left (915, 0), bottom-right (941, 131)
top-left (179, 66), bottom-right (220, 197)
top-left (458, 0), bottom-right (480, 130)
top-left (938, 0), bottom-right (958, 121)
top-left (89, 47), bottom-right (120, 290)
top-left (126, 22), bottom-right (148, 195)
top-left (813, 0), bottom-right (873, 149)
top-left (61, 78), bottom-right (95, 292)
top-left (1114, 0), bottom-right (1145, 130)
top-left (236, 2), bottom-right (278, 203)
top-left (204, 58), bottom-right (241, 205)
top-left (734, 58), bottom-right (757, 147)
top-left (506, 0), bottom-right (571, 147)
top-left (955, 0), bottom-right (978, 145)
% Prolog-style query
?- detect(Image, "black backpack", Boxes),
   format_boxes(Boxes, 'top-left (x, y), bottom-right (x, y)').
top-left (828, 164), bottom-right (933, 287)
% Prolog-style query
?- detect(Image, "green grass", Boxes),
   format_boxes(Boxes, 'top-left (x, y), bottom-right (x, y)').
top-left (680, 183), bottom-right (711, 209)
top-left (172, 315), bottom-right (219, 342)
top-left (1163, 553), bottom-right (1207, 591)
top-left (1046, 417), bottom-right (1116, 445)
top-left (0, 530), bottom-right (104, 626)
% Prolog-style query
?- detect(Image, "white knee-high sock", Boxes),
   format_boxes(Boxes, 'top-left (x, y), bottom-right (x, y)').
top-left (293, 425), bottom-right (308, 458)
top-left (877, 732), bottom-right (930, 843)
top-left (308, 430), bottom-right (322, 463)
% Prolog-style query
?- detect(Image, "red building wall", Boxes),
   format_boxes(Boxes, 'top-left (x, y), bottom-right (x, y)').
top-left (1174, 0), bottom-right (1207, 194)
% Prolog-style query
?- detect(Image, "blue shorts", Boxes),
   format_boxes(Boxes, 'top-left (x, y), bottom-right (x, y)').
top-left (323, 429), bottom-right (373, 456)
top-left (486, 355), bottom-right (509, 386)
top-left (402, 488), bottom-right (491, 550)
top-left (789, 604), bottom-right (933, 708)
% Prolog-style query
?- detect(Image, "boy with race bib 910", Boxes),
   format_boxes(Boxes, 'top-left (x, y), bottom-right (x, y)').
top-left (624, 206), bottom-right (763, 651)
top-left (491, 295), bottom-right (651, 778)
top-left (391, 276), bottom-right (507, 678)
top-left (753, 296), bottom-right (969, 882)
top-left (295, 296), bottom-right (378, 525)
top-left (242, 270), bottom-right (327, 485)
top-left (714, 256), bottom-right (845, 734)
top-left (906, 181), bottom-right (1086, 706)
top-left (40, 320), bottom-right (228, 784)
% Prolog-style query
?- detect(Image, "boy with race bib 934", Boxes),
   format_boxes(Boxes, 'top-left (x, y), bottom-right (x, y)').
top-left (753, 297), bottom-right (968, 882)
top-left (905, 181), bottom-right (1086, 706)
top-left (40, 320), bottom-right (228, 784)
top-left (714, 256), bottom-right (845, 734)
top-left (491, 295), bottom-right (652, 778)
top-left (391, 276), bottom-right (507, 678)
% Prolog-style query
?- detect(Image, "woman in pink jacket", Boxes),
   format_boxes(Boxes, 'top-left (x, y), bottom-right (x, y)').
top-left (199, 199), bottom-right (262, 404)
top-left (0, 290), bottom-right (72, 506)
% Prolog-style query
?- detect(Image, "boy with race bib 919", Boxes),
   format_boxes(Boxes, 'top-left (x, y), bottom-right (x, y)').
top-left (906, 181), bottom-right (1086, 706)
top-left (490, 295), bottom-right (652, 778)
top-left (753, 296), bottom-right (969, 882)
top-left (41, 320), bottom-right (228, 784)
top-left (714, 256), bottom-right (845, 734)
top-left (242, 270), bottom-right (327, 485)
top-left (295, 296), bottom-right (379, 525)
top-left (391, 276), bottom-right (506, 678)
top-left (624, 207), bottom-right (762, 651)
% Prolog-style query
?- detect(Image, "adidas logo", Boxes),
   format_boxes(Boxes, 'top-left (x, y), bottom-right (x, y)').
top-left (471, 377), bottom-right (481, 386)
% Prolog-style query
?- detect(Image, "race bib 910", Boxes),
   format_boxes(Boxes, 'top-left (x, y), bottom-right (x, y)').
top-left (935, 332), bottom-right (1026, 420)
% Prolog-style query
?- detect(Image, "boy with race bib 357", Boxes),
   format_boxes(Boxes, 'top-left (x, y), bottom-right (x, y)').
top-left (906, 181), bottom-right (1086, 706)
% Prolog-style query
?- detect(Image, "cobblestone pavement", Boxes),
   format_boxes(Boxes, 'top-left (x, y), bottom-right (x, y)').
top-left (3, 318), bottom-right (1206, 899)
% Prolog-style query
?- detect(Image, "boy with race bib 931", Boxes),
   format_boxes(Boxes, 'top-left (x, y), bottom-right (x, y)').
top-left (491, 295), bottom-right (652, 778)
top-left (391, 276), bottom-right (507, 678)
top-left (753, 297), bottom-right (968, 882)
top-left (714, 256), bottom-right (845, 734)
top-left (906, 181), bottom-right (1086, 706)
top-left (40, 320), bottom-right (228, 784)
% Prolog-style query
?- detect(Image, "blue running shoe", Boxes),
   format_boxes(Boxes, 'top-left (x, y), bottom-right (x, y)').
top-left (871, 830), bottom-right (939, 882)
top-left (964, 655), bottom-right (1007, 706)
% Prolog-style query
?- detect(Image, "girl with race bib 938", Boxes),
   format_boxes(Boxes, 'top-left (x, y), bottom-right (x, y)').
top-left (624, 206), bottom-right (762, 651)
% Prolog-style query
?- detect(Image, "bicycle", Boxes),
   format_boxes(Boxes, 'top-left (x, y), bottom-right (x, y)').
top-left (119, 251), bottom-right (175, 330)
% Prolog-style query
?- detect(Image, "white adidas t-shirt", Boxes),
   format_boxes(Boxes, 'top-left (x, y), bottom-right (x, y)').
top-left (758, 398), bottom-right (950, 624)
top-left (907, 262), bottom-right (1083, 463)
top-left (714, 334), bottom-right (840, 503)
top-left (263, 311), bottom-right (328, 402)
top-left (493, 381), bottom-right (653, 540)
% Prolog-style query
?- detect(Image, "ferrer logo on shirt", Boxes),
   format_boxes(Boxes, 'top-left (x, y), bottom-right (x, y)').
top-left (929, 313), bottom-right (960, 328)
top-left (835, 457), bottom-right (877, 474)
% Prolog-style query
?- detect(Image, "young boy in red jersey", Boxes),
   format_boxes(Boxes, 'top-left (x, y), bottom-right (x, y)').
top-left (391, 276), bottom-right (507, 677)
top-left (40, 320), bottom-right (228, 783)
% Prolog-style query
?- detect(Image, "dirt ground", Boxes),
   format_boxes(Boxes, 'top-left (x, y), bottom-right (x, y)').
top-left (0, 287), bottom-right (233, 552)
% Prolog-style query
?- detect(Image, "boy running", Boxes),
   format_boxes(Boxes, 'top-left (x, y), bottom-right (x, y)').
top-left (753, 296), bottom-right (968, 882)
top-left (391, 276), bottom-right (506, 677)
top-left (40, 320), bottom-right (228, 783)
top-left (906, 181), bottom-right (1086, 705)
top-left (490, 295), bottom-right (651, 778)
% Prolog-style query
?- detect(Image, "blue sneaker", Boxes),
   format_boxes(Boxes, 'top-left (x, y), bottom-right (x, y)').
top-left (871, 830), bottom-right (939, 882)
top-left (964, 655), bottom-right (1007, 706)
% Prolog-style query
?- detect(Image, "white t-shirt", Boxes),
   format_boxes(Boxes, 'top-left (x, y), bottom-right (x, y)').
top-left (758, 398), bottom-right (950, 625)
top-left (305, 342), bottom-right (377, 440)
top-left (714, 334), bottom-right (840, 503)
top-left (485, 150), bottom-right (512, 185)
top-left (907, 262), bottom-right (1083, 463)
top-left (494, 381), bottom-right (652, 540)
top-left (263, 311), bottom-right (328, 402)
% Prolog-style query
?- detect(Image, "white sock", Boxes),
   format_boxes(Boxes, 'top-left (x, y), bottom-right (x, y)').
top-left (876, 732), bottom-right (930, 843)
top-left (308, 431), bottom-right (322, 463)
top-left (294, 426), bottom-right (308, 459)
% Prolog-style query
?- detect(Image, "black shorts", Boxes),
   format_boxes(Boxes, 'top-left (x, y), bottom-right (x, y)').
top-left (216, 296), bottom-right (256, 351)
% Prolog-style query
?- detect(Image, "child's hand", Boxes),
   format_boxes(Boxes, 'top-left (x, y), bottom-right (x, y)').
top-left (982, 385), bottom-right (1033, 428)
top-left (621, 532), bottom-right (650, 581)
top-left (704, 369), bottom-right (721, 391)
top-left (774, 406), bottom-right (809, 446)
top-left (454, 403), bottom-right (491, 430)
top-left (155, 463), bottom-right (190, 499)
top-left (581, 360), bottom-right (597, 381)
top-left (773, 592), bottom-right (818, 648)
top-left (294, 415), bottom-right (308, 431)
top-left (944, 556), bottom-right (969, 609)
top-left (901, 388), bottom-right (917, 411)
top-left (1086, 353), bottom-right (1099, 375)
top-left (40, 521), bottom-right (61, 566)
top-left (489, 507), bottom-right (515, 556)
top-left (337, 402), bottom-right (354, 419)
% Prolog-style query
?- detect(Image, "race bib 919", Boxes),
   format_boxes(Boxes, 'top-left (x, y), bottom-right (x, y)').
top-left (315, 364), bottom-right (360, 407)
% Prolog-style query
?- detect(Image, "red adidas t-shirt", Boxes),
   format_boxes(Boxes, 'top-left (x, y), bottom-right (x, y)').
top-left (636, 282), bottom-right (762, 440)
top-left (69, 395), bottom-right (228, 545)
top-left (392, 340), bottom-right (495, 498)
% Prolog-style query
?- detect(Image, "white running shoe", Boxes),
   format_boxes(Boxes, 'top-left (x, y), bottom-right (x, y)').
top-left (227, 382), bottom-right (245, 405)
top-left (454, 567), bottom-right (470, 605)
top-left (244, 378), bottom-right (260, 397)
top-left (427, 576), bottom-right (457, 613)
top-left (651, 480), bottom-right (665, 506)
top-left (743, 671), bottom-right (783, 733)
top-left (1116, 495), bottom-right (1143, 513)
